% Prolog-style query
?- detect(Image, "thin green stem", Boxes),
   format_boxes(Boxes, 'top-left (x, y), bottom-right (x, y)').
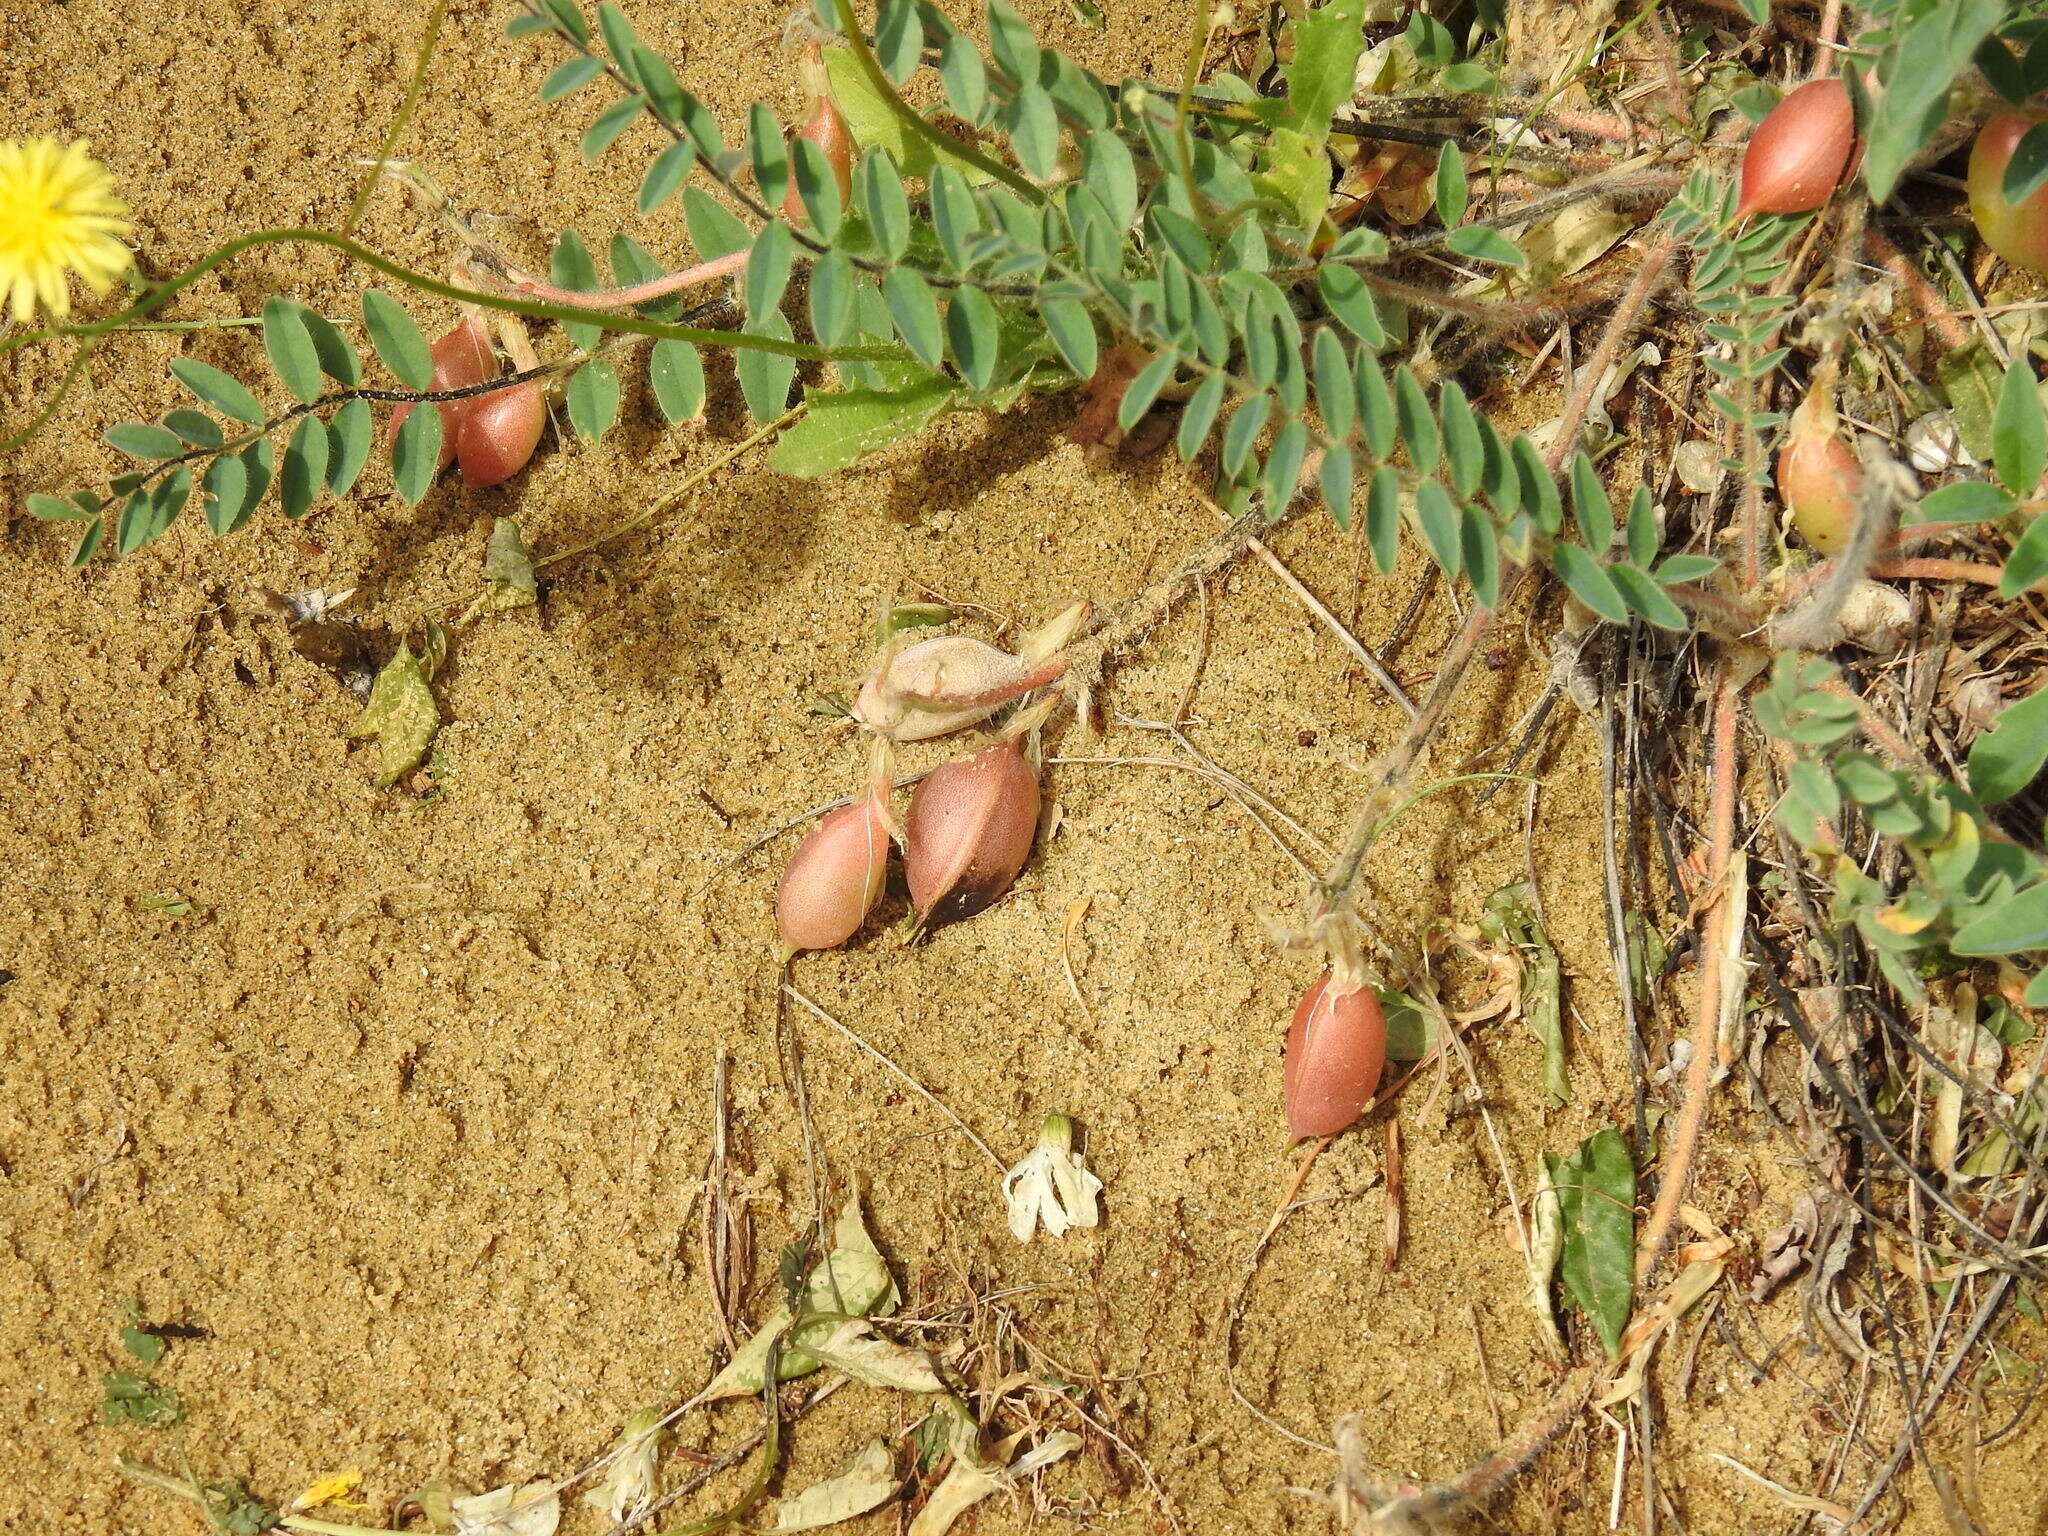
top-left (345, 0), bottom-right (450, 234)
top-left (827, 0), bottom-right (1044, 204)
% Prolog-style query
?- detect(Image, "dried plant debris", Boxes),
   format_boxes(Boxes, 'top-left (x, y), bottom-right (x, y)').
top-left (580, 1408), bottom-right (662, 1523)
top-left (704, 1194), bottom-right (900, 1400)
top-left (463, 515), bottom-right (540, 622)
top-left (451, 1481), bottom-right (559, 1536)
top-left (262, 585), bottom-right (382, 696)
top-left (1479, 881), bottom-right (1570, 1104)
top-left (765, 1438), bottom-right (899, 1533)
top-left (348, 634), bottom-right (443, 789)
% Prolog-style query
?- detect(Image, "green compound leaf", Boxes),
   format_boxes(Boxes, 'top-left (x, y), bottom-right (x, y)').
top-left (650, 338), bottom-right (706, 423)
top-left (540, 54), bottom-right (604, 101)
top-left (946, 286), bottom-right (1002, 392)
top-left (566, 358), bottom-right (622, 440)
top-left (1553, 543), bottom-right (1629, 624)
top-left (1434, 140), bottom-right (1468, 226)
top-left (201, 450), bottom-right (249, 535)
top-left (2001, 513), bottom-right (2048, 598)
top-left (809, 251), bottom-right (857, 348)
top-left (162, 409), bottom-right (224, 449)
top-left (1177, 371), bottom-right (1226, 461)
top-left (1444, 225), bottom-right (1527, 266)
top-left (390, 398), bottom-right (444, 506)
top-left (1393, 365), bottom-right (1438, 474)
top-left (1916, 481), bottom-right (2013, 523)
top-left (362, 290), bottom-right (434, 391)
top-left (1968, 684), bottom-right (2048, 804)
top-left (638, 139), bottom-right (695, 213)
top-left (1117, 351), bottom-right (1177, 433)
top-left (583, 93), bottom-right (647, 161)
top-left (745, 219), bottom-right (797, 323)
top-left (1040, 298), bottom-right (1098, 380)
top-left (858, 148), bottom-right (912, 261)
top-left (1954, 881), bottom-right (2048, 956)
top-left (1570, 451), bottom-right (1614, 548)
top-left (1313, 329), bottom-right (1354, 441)
top-left (767, 375), bottom-right (958, 477)
top-left (1414, 477), bottom-right (1462, 577)
top-left (1608, 561), bottom-right (1689, 631)
top-left (1994, 356), bottom-right (2046, 496)
top-left (279, 413), bottom-right (330, 519)
top-left (300, 309), bottom-right (361, 385)
top-left (882, 267), bottom-right (944, 370)
top-left (105, 422), bottom-right (186, 461)
top-left (1319, 262), bottom-right (1386, 348)
top-left (326, 398), bottom-right (373, 498)
top-left (736, 313), bottom-right (799, 423)
top-left (171, 357), bottom-right (264, 424)
top-left (1365, 464), bottom-right (1401, 574)
top-left (262, 297), bottom-right (324, 405)
top-left (1553, 1127), bottom-right (1635, 1358)
top-left (1320, 446), bottom-right (1355, 529)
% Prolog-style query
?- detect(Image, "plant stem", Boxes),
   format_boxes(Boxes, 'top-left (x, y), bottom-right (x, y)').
top-left (344, 0), bottom-right (450, 234)
top-left (1635, 672), bottom-right (1738, 1282)
top-left (504, 249), bottom-right (750, 310)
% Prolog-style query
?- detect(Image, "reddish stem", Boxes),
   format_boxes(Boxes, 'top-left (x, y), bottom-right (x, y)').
top-left (1866, 557), bottom-right (2006, 587)
top-left (509, 249), bottom-right (750, 311)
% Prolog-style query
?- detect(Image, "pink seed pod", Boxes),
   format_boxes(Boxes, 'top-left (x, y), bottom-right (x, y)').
top-left (1283, 973), bottom-right (1387, 1139)
top-left (903, 736), bottom-right (1040, 926)
top-left (1736, 78), bottom-right (1859, 220)
top-left (1777, 386), bottom-right (1863, 556)
top-left (1969, 113), bottom-right (2048, 273)
top-left (388, 316), bottom-right (496, 472)
top-left (457, 382), bottom-right (547, 488)
top-left (776, 788), bottom-right (893, 953)
top-left (782, 95), bottom-right (855, 225)
top-left (854, 635), bottom-right (1068, 743)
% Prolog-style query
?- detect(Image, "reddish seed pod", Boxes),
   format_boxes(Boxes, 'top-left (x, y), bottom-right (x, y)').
top-left (1968, 113), bottom-right (2048, 273)
top-left (782, 96), bottom-right (855, 225)
top-left (1283, 973), bottom-right (1387, 1139)
top-left (903, 736), bottom-right (1040, 927)
top-left (776, 788), bottom-right (893, 953)
top-left (1777, 388), bottom-right (1863, 556)
top-left (1736, 79), bottom-right (1858, 219)
top-left (388, 316), bottom-right (496, 471)
top-left (457, 382), bottom-right (547, 488)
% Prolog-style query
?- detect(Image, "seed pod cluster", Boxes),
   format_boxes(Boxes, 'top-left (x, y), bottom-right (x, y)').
top-left (1736, 78), bottom-right (1859, 219)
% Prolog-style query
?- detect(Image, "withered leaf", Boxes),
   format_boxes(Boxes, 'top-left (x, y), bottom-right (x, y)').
top-left (348, 642), bottom-right (440, 788)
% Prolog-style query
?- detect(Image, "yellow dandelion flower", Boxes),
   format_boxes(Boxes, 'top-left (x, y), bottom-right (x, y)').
top-left (0, 137), bottom-right (134, 324)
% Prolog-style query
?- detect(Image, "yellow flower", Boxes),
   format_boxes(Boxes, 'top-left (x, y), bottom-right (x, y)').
top-left (0, 138), bottom-right (133, 324)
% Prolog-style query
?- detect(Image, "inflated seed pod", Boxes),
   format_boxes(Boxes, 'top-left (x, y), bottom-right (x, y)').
top-left (776, 787), bottom-right (893, 953)
top-left (457, 381), bottom-right (547, 488)
top-left (1736, 78), bottom-right (1858, 219)
top-left (387, 316), bottom-right (495, 471)
top-left (903, 736), bottom-right (1040, 926)
top-left (1777, 386), bottom-right (1863, 556)
top-left (1283, 973), bottom-right (1387, 1139)
top-left (1968, 112), bottom-right (2048, 273)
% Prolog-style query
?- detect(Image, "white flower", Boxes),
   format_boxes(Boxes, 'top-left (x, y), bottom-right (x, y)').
top-left (1001, 1113), bottom-right (1103, 1242)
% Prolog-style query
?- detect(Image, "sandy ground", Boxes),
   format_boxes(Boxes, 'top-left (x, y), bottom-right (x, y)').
top-left (2, 0), bottom-right (2043, 1532)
